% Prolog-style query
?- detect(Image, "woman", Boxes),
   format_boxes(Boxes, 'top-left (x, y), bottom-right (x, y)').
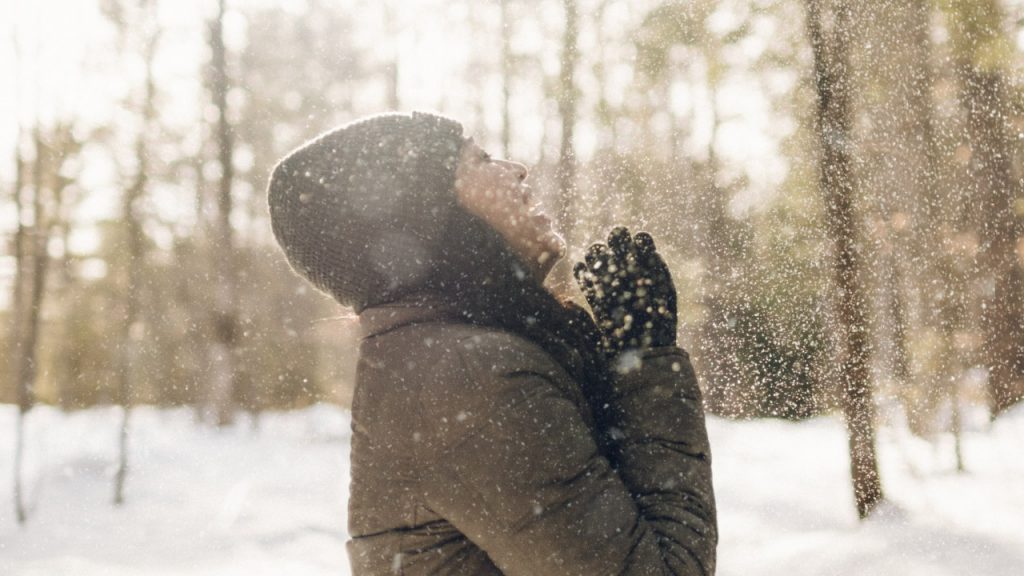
top-left (268, 112), bottom-right (716, 575)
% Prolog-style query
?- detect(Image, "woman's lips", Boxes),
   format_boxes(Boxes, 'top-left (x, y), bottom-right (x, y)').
top-left (511, 183), bottom-right (553, 228)
top-left (520, 184), bottom-right (533, 206)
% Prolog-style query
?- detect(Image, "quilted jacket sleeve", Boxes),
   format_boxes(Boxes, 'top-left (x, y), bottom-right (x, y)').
top-left (418, 334), bottom-right (717, 576)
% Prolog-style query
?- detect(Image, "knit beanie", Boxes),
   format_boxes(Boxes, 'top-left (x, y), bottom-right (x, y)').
top-left (267, 112), bottom-right (466, 312)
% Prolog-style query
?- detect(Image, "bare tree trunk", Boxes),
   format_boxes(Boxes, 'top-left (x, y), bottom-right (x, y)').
top-left (556, 0), bottom-right (578, 249)
top-left (205, 0), bottom-right (238, 426)
top-left (467, 3), bottom-right (487, 136)
top-left (13, 126), bottom-right (68, 524)
top-left (383, 1), bottom-right (400, 111)
top-left (904, 0), bottom-right (967, 469)
top-left (500, 0), bottom-right (512, 158)
top-left (594, 0), bottom-right (618, 150)
top-left (18, 129), bottom-right (51, 526)
top-left (965, 71), bottom-right (1024, 419)
top-left (7, 56), bottom-right (79, 518)
top-left (10, 128), bottom-right (29, 526)
top-left (886, 244), bottom-right (910, 386)
top-left (114, 3), bottom-right (159, 504)
top-left (943, 0), bottom-right (1024, 418)
top-left (114, 171), bottom-right (143, 504)
top-left (805, 0), bottom-right (884, 520)
top-left (13, 406), bottom-right (29, 525)
top-left (187, 155), bottom-right (207, 417)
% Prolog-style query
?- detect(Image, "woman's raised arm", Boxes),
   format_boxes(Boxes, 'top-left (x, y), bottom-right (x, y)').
top-left (418, 331), bottom-right (716, 576)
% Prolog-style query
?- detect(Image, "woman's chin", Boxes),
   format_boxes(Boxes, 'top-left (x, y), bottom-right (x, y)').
top-left (548, 231), bottom-right (567, 261)
top-left (532, 233), bottom-right (566, 278)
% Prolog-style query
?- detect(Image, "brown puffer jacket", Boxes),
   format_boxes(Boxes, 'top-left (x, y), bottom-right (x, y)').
top-left (347, 296), bottom-right (717, 575)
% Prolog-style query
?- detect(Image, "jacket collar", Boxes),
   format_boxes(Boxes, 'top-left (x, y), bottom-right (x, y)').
top-left (358, 292), bottom-right (461, 340)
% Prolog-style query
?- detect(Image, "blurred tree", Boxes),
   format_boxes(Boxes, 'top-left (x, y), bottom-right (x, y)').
top-left (745, 0), bottom-right (838, 409)
top-left (383, 1), bottom-right (401, 111)
top-left (852, 0), bottom-right (925, 419)
top-left (941, 0), bottom-right (1024, 418)
top-left (858, 0), bottom-right (968, 468)
top-left (98, 0), bottom-right (162, 505)
top-left (236, 0), bottom-right (366, 180)
top-left (746, 189), bottom-right (835, 417)
top-left (634, 1), bottom-right (817, 419)
top-left (51, 250), bottom-right (119, 408)
top-left (590, 0), bottom-right (615, 149)
top-left (804, 0), bottom-right (884, 519)
top-left (234, 0), bottom-right (370, 412)
top-left (203, 0), bottom-right (240, 426)
top-left (7, 0), bottom-right (1016, 445)
top-left (556, 0), bottom-right (579, 257)
top-left (8, 124), bottom-right (28, 525)
top-left (10, 122), bottom-right (81, 524)
top-left (500, 0), bottom-right (513, 157)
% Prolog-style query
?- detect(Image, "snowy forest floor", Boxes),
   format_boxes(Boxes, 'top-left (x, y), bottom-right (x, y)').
top-left (1, 403), bottom-right (1022, 576)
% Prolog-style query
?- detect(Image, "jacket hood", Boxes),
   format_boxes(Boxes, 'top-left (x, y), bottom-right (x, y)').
top-left (267, 112), bottom-right (466, 312)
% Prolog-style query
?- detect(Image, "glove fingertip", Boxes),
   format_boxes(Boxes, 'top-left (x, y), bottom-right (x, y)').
top-left (585, 242), bottom-right (607, 260)
top-left (634, 231), bottom-right (656, 254)
top-left (573, 262), bottom-right (589, 284)
top-left (609, 225), bottom-right (631, 240)
top-left (608, 226), bottom-right (633, 256)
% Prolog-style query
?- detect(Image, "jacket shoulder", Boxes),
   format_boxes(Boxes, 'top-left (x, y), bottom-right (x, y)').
top-left (360, 321), bottom-right (568, 453)
top-left (362, 321), bottom-right (559, 378)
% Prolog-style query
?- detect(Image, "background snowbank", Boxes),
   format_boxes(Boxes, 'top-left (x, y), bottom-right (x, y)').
top-left (1, 404), bottom-right (1021, 575)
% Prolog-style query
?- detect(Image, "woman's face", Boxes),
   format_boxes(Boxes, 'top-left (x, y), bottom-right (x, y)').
top-left (454, 139), bottom-right (566, 278)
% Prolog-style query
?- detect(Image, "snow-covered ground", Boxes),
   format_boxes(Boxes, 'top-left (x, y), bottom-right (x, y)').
top-left (1, 402), bottom-right (1022, 575)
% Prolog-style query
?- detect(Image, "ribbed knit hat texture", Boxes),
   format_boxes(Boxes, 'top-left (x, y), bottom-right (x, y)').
top-left (267, 112), bottom-right (466, 312)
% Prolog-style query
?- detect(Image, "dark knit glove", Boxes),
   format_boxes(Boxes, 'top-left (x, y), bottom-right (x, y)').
top-left (574, 227), bottom-right (678, 360)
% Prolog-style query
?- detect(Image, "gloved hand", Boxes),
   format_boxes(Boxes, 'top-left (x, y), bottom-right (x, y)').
top-left (574, 227), bottom-right (678, 359)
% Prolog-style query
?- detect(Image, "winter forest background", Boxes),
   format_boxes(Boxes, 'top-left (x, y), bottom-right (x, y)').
top-left (2, 0), bottom-right (1024, 574)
